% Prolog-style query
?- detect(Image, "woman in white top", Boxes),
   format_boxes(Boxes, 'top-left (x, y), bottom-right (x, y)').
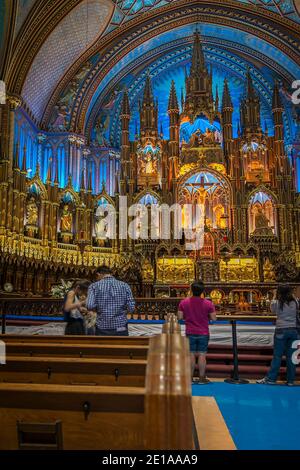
top-left (257, 284), bottom-right (299, 386)
top-left (64, 280), bottom-right (91, 335)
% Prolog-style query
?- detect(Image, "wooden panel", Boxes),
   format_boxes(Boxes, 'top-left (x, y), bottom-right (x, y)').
top-left (192, 397), bottom-right (236, 450)
top-left (0, 383), bottom-right (145, 450)
top-left (0, 357), bottom-right (147, 387)
top-left (0, 335), bottom-right (149, 346)
top-left (5, 343), bottom-right (149, 359)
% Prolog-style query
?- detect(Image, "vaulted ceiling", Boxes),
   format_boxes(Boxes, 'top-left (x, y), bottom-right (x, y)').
top-left (1, 0), bottom-right (300, 147)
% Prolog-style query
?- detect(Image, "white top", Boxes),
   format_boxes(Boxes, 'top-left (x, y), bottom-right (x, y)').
top-left (271, 300), bottom-right (298, 329)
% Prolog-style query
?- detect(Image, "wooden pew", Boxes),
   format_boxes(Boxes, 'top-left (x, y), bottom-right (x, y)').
top-left (0, 315), bottom-right (235, 450)
top-left (0, 356), bottom-right (147, 387)
top-left (0, 334), bottom-right (149, 346)
top-left (3, 342), bottom-right (149, 360)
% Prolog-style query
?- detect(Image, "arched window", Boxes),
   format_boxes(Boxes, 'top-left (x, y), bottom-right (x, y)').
top-left (138, 193), bottom-right (159, 206)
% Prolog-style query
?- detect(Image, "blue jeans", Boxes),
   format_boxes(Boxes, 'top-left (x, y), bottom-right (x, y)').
top-left (268, 329), bottom-right (299, 383)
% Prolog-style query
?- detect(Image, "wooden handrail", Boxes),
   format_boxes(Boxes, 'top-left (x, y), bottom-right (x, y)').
top-left (0, 296), bottom-right (276, 319)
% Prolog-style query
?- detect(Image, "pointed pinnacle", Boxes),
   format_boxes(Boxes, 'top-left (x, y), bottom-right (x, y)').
top-left (80, 168), bottom-right (85, 191)
top-left (222, 79), bottom-right (233, 109)
top-left (22, 146), bottom-right (27, 173)
top-left (14, 143), bottom-right (20, 169)
top-left (88, 170), bottom-right (92, 191)
top-left (121, 88), bottom-right (130, 116)
top-left (143, 71), bottom-right (154, 105)
top-left (190, 30), bottom-right (205, 74)
top-left (272, 80), bottom-right (283, 110)
top-left (168, 80), bottom-right (179, 111)
top-left (54, 158), bottom-right (59, 184)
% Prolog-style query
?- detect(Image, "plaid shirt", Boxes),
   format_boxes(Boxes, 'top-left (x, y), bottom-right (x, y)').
top-left (86, 276), bottom-right (135, 330)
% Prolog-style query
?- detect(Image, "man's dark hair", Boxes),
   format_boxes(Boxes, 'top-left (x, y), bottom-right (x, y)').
top-left (191, 281), bottom-right (205, 297)
top-left (95, 265), bottom-right (112, 276)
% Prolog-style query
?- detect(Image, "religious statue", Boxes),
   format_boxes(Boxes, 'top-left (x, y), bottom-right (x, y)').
top-left (145, 154), bottom-right (154, 174)
top-left (142, 258), bottom-right (154, 282)
top-left (61, 205), bottom-right (73, 233)
top-left (26, 197), bottom-right (38, 226)
top-left (95, 216), bottom-right (108, 239)
top-left (253, 208), bottom-right (273, 235)
top-left (263, 259), bottom-right (276, 282)
top-left (203, 128), bottom-right (214, 145)
top-left (255, 208), bottom-right (269, 229)
top-left (214, 204), bottom-right (227, 229)
top-left (198, 185), bottom-right (207, 206)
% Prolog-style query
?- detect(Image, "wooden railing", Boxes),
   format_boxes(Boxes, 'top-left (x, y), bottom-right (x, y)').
top-left (0, 296), bottom-right (276, 320)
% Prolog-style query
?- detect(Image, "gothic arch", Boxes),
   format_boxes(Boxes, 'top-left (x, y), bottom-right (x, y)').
top-left (134, 189), bottom-right (161, 205)
top-left (95, 192), bottom-right (116, 209)
top-left (60, 184), bottom-right (80, 206)
top-left (247, 185), bottom-right (279, 205)
top-left (26, 176), bottom-right (48, 200)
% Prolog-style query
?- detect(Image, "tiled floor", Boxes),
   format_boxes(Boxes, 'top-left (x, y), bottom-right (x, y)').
top-left (192, 382), bottom-right (300, 450)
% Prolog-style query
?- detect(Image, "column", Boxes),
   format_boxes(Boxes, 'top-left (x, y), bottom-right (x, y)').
top-left (75, 137), bottom-right (85, 191)
top-left (68, 135), bottom-right (76, 184)
top-left (37, 133), bottom-right (46, 173)
top-left (7, 94), bottom-right (21, 178)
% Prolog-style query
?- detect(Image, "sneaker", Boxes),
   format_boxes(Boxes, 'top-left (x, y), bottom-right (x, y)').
top-left (198, 377), bottom-right (211, 385)
top-left (286, 382), bottom-right (294, 387)
top-left (256, 377), bottom-right (276, 385)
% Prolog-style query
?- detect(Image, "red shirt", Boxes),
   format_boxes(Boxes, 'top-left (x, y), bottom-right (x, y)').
top-left (179, 297), bottom-right (215, 335)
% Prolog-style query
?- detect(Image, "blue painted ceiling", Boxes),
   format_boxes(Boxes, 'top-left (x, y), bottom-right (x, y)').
top-left (87, 23), bottom-right (299, 148)
top-left (109, 0), bottom-right (300, 29)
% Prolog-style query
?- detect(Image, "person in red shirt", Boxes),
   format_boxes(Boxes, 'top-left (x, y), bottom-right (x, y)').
top-left (178, 281), bottom-right (217, 384)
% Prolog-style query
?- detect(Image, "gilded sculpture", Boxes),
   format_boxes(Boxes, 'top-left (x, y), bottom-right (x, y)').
top-left (61, 205), bottom-right (73, 233)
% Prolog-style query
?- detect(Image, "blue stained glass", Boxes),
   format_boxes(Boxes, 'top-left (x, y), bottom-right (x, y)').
top-left (138, 193), bottom-right (159, 205)
top-left (250, 191), bottom-right (272, 204)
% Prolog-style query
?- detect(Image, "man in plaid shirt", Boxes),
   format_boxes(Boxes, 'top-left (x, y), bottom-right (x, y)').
top-left (86, 265), bottom-right (135, 336)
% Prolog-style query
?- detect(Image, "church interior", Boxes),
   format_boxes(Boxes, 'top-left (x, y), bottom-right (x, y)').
top-left (0, 0), bottom-right (300, 453)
